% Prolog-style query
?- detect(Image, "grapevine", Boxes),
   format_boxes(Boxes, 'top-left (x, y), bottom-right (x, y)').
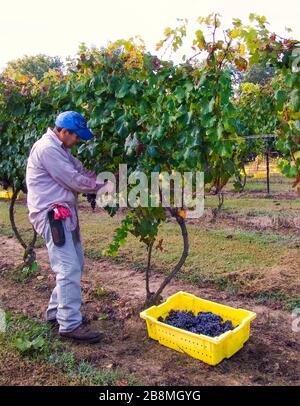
top-left (0, 14), bottom-right (299, 304)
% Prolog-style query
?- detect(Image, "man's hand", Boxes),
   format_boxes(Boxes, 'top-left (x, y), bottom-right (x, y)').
top-left (96, 181), bottom-right (114, 194)
top-left (84, 169), bottom-right (97, 179)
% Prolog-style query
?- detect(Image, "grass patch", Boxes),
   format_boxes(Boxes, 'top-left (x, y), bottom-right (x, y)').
top-left (80, 212), bottom-right (286, 288)
top-left (0, 310), bottom-right (139, 386)
top-left (205, 195), bottom-right (300, 213)
top-left (0, 200), bottom-right (299, 301)
top-left (0, 262), bottom-right (41, 284)
top-left (226, 174), bottom-right (294, 194)
top-left (13, 261), bottom-right (39, 282)
top-left (254, 290), bottom-right (300, 311)
top-left (0, 201), bottom-right (45, 248)
top-left (211, 228), bottom-right (300, 245)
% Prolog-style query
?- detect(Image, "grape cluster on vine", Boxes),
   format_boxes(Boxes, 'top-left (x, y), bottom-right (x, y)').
top-left (83, 193), bottom-right (96, 210)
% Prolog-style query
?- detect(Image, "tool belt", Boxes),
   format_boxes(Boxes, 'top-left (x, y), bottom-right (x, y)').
top-left (47, 209), bottom-right (65, 247)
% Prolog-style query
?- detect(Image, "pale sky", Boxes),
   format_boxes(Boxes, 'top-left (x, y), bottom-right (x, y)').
top-left (1, 0), bottom-right (299, 69)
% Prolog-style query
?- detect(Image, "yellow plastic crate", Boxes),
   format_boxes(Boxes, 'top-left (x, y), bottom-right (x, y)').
top-left (140, 291), bottom-right (256, 366)
top-left (0, 191), bottom-right (20, 200)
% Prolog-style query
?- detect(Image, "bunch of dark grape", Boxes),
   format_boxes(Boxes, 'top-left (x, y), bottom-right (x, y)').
top-left (21, 181), bottom-right (27, 194)
top-left (83, 193), bottom-right (96, 210)
top-left (158, 309), bottom-right (235, 338)
top-left (0, 178), bottom-right (10, 190)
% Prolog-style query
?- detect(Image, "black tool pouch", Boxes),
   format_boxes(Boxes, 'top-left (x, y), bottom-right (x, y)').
top-left (47, 209), bottom-right (65, 247)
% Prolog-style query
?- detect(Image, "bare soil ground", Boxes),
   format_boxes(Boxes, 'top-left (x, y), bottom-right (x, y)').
top-left (0, 346), bottom-right (81, 386)
top-left (0, 234), bottom-right (299, 386)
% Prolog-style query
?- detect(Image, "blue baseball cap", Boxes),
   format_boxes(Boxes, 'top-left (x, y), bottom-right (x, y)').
top-left (55, 111), bottom-right (94, 140)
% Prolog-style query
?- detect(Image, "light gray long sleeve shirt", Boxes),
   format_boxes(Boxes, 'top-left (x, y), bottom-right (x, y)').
top-left (25, 128), bottom-right (99, 236)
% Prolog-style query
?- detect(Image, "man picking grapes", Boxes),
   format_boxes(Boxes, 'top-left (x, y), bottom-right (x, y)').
top-left (25, 111), bottom-right (106, 343)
